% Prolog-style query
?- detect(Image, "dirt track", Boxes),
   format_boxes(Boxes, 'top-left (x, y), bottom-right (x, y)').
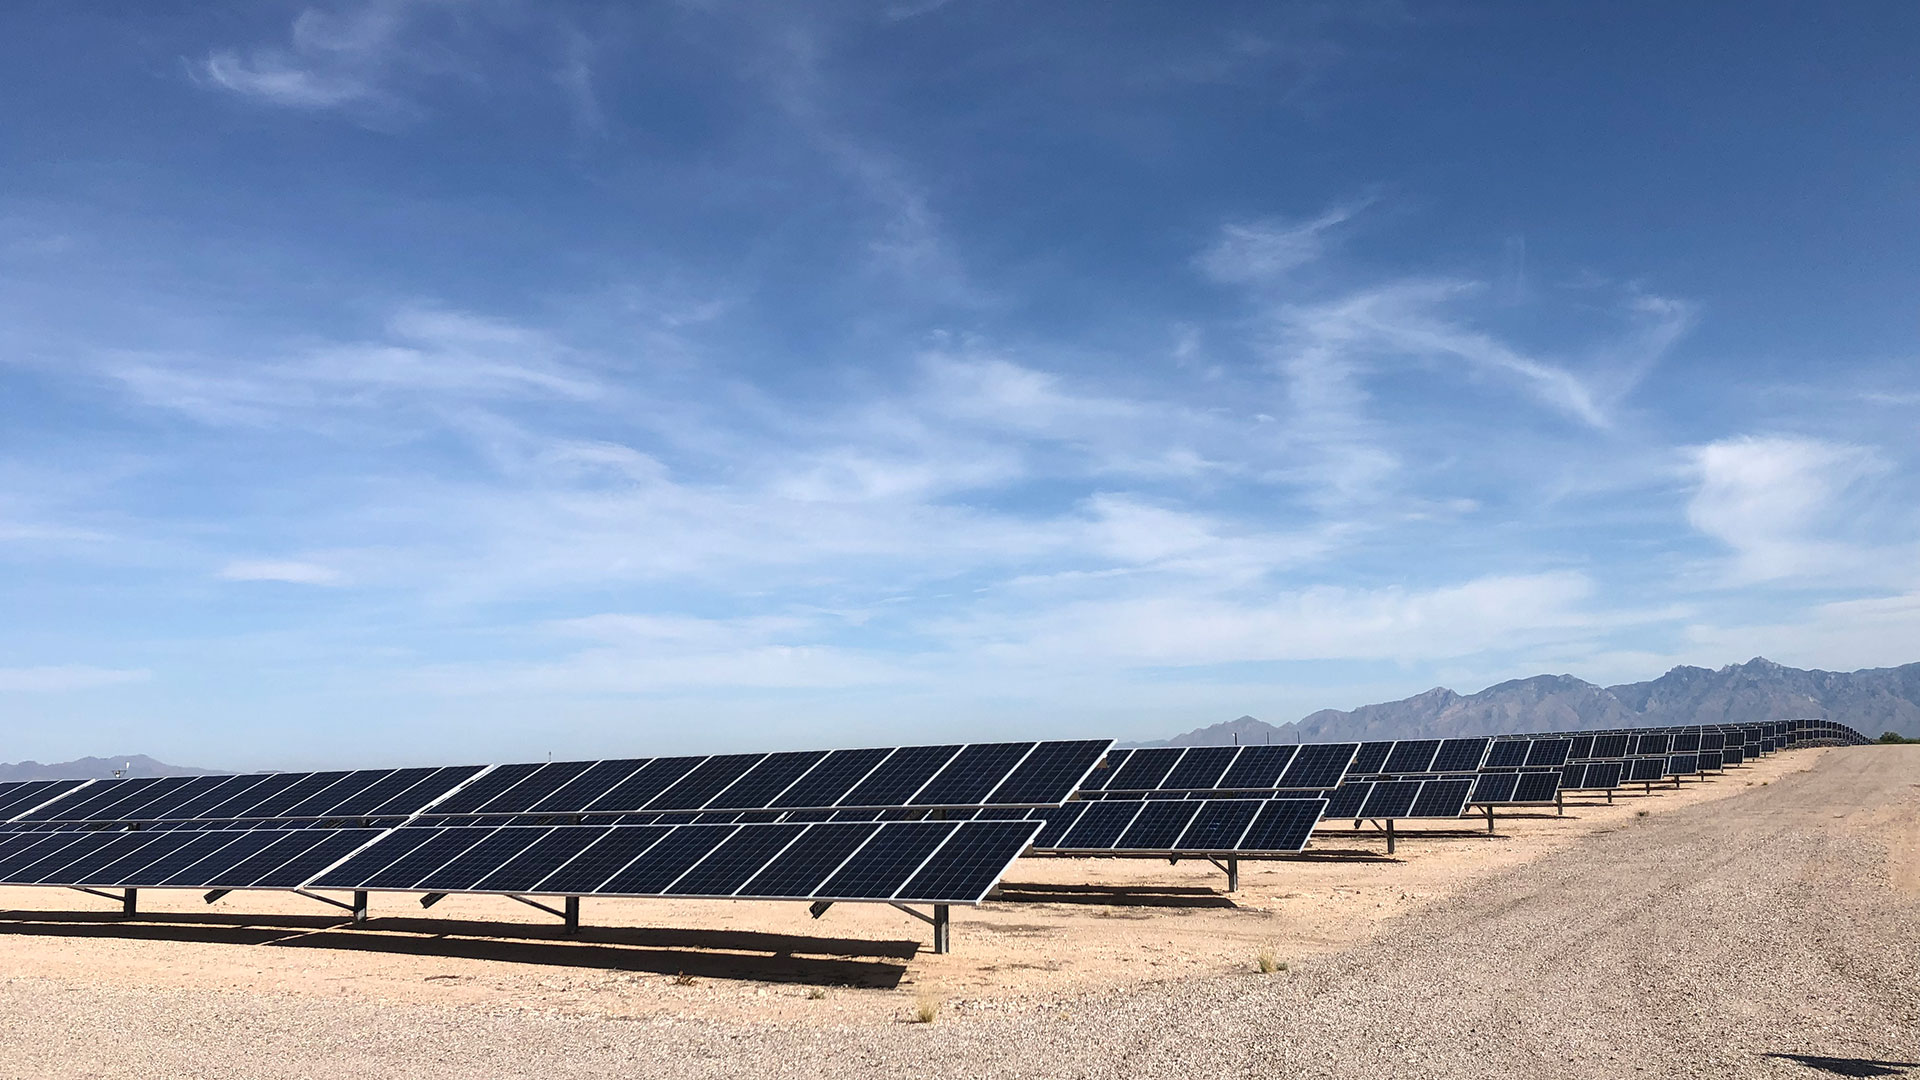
top-left (3, 746), bottom-right (1916, 1079)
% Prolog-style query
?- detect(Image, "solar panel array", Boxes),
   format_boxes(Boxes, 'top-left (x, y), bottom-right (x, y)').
top-left (0, 720), bottom-right (1871, 948)
top-left (1480, 721), bottom-right (1864, 791)
top-left (4, 741), bottom-right (1113, 831)
top-left (1080, 743), bottom-right (1360, 795)
top-left (0, 741), bottom-right (1110, 914)
top-left (1009, 797), bottom-right (1329, 855)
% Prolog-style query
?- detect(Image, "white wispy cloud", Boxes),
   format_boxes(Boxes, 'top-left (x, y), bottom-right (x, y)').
top-left (414, 611), bottom-right (904, 695)
top-left (0, 666), bottom-right (151, 692)
top-left (218, 559), bottom-right (347, 586)
top-left (1197, 201), bottom-right (1370, 284)
top-left (934, 570), bottom-right (1619, 669)
top-left (1284, 280), bottom-right (1616, 427)
top-left (199, 1), bottom-right (419, 112)
top-left (1685, 435), bottom-right (1889, 583)
top-left (105, 307), bottom-right (606, 425)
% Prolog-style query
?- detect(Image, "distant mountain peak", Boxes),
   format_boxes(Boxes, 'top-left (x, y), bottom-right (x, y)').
top-left (1146, 658), bottom-right (1920, 746)
top-left (0, 755), bottom-right (214, 782)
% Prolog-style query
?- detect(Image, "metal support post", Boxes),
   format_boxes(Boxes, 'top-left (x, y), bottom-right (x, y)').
top-left (1385, 819), bottom-right (1396, 855)
top-left (1227, 856), bottom-right (1239, 892)
top-left (1556, 791), bottom-right (1564, 816)
top-left (352, 891), bottom-right (369, 923)
top-left (1606, 789), bottom-right (1613, 804)
top-left (1484, 804), bottom-right (1496, 833)
top-left (565, 895), bottom-right (581, 935)
top-left (932, 904), bottom-right (950, 955)
top-left (122, 888), bottom-right (137, 917)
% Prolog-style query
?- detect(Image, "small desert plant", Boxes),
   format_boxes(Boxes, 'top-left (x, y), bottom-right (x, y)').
top-left (1635, 809), bottom-right (1649, 818)
top-left (910, 995), bottom-right (941, 1023)
top-left (671, 971), bottom-right (697, 986)
top-left (1256, 949), bottom-right (1285, 974)
top-left (806, 987), bottom-right (828, 1000)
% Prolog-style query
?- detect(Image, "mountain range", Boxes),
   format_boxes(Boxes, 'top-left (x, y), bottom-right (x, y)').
top-left (0, 755), bottom-right (214, 782)
top-left (1135, 658), bottom-right (1920, 747)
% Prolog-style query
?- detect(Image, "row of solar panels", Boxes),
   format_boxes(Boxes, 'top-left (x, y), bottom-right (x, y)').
top-left (0, 722), bottom-right (1856, 905)
top-left (1079, 722), bottom-right (1790, 797)
top-left (0, 741), bottom-right (1114, 827)
top-left (0, 820), bottom-right (1044, 905)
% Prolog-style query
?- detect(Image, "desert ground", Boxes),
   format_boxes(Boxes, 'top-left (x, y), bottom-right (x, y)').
top-left (1, 745), bottom-right (1914, 1079)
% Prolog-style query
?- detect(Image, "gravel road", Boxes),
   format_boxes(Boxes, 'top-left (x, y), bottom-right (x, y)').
top-left (4, 745), bottom-right (1916, 1080)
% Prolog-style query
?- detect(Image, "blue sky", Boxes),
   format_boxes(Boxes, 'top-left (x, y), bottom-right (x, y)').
top-left (2, 1), bottom-right (1916, 769)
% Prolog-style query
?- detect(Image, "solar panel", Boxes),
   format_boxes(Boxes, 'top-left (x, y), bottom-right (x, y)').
top-left (1408, 778), bottom-right (1474, 818)
top-left (913, 743), bottom-right (1034, 806)
top-left (1588, 733), bottom-right (1630, 758)
top-left (1350, 742), bottom-right (1394, 775)
top-left (671, 824), bottom-right (810, 896)
top-left (168, 832), bottom-right (324, 888)
top-left (767, 748), bottom-right (887, 807)
top-left (478, 761), bottom-right (603, 814)
top-left (1358, 780), bottom-right (1421, 819)
top-left (1320, 782), bottom-right (1369, 819)
top-left (737, 823), bottom-right (880, 898)
top-left (1512, 771), bottom-right (1560, 803)
top-left (1627, 757), bottom-right (1667, 783)
top-left (1523, 739), bottom-right (1572, 768)
top-left (1236, 799), bottom-right (1328, 852)
top-left (984, 740), bottom-right (1109, 804)
top-left (1104, 748), bottom-right (1182, 791)
top-left (536, 827), bottom-right (676, 894)
top-left (1484, 741), bottom-right (1529, 769)
top-left (585, 757), bottom-right (703, 812)
top-left (1580, 761), bottom-right (1624, 789)
top-left (893, 821), bottom-right (1041, 904)
top-left (1383, 740), bottom-right (1442, 774)
top-left (648, 755), bottom-right (770, 811)
top-left (1176, 799), bottom-right (1262, 850)
top-left (703, 752), bottom-right (828, 811)
top-left (1077, 748), bottom-right (1132, 791)
top-left (1277, 744), bottom-right (1356, 789)
top-left (840, 746), bottom-right (962, 807)
top-left (1058, 802), bottom-right (1142, 849)
top-left (1216, 744), bottom-right (1297, 789)
top-left (0, 780), bottom-right (85, 821)
top-left (1115, 801), bottom-right (1202, 849)
top-left (1470, 773), bottom-right (1519, 803)
top-left (1158, 746), bottom-right (1238, 791)
top-left (814, 822), bottom-right (952, 899)
top-left (1029, 803), bottom-right (1087, 848)
top-left (1028, 797), bottom-right (1325, 855)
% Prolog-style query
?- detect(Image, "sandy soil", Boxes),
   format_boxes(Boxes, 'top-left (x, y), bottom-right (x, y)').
top-left (1, 746), bottom-right (1914, 1078)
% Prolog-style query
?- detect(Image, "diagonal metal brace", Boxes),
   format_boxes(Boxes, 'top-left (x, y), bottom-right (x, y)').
top-left (292, 890), bottom-right (358, 913)
top-left (506, 894), bottom-right (567, 920)
top-left (889, 902), bottom-right (935, 926)
top-left (69, 886), bottom-right (128, 904)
